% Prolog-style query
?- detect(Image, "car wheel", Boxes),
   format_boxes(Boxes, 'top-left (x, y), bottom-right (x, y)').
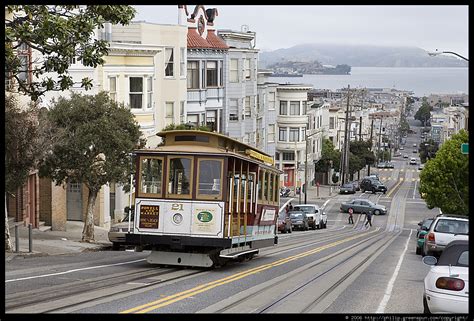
top-left (374, 210), bottom-right (380, 215)
top-left (416, 246), bottom-right (421, 255)
top-left (361, 189), bottom-right (365, 193)
top-left (423, 295), bottom-right (431, 314)
top-left (372, 188), bottom-right (376, 194)
top-left (112, 242), bottom-right (120, 251)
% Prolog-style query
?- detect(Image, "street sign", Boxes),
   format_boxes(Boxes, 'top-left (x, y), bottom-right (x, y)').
top-left (461, 143), bottom-right (469, 154)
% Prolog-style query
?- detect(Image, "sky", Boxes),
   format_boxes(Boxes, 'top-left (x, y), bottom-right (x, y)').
top-left (133, 5), bottom-right (469, 58)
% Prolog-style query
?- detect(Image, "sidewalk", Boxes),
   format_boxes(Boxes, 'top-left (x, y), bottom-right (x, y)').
top-left (5, 221), bottom-right (112, 262)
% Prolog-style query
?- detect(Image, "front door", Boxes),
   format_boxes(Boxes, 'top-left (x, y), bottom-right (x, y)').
top-left (67, 181), bottom-right (83, 221)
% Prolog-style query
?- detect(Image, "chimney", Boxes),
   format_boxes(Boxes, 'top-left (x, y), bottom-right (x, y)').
top-left (178, 5), bottom-right (188, 26)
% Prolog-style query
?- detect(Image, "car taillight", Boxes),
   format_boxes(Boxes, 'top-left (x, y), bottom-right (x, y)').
top-left (427, 233), bottom-right (435, 242)
top-left (436, 277), bottom-right (465, 291)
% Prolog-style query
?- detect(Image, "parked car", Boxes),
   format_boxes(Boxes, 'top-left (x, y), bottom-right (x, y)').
top-left (108, 209), bottom-right (134, 250)
top-left (277, 211), bottom-right (292, 234)
top-left (289, 211), bottom-right (309, 231)
top-left (416, 218), bottom-right (434, 255)
top-left (339, 183), bottom-right (356, 194)
top-left (403, 154), bottom-right (409, 158)
top-left (413, 143), bottom-right (417, 147)
top-left (413, 149), bottom-right (418, 153)
top-left (385, 162), bottom-right (394, 168)
top-left (360, 177), bottom-right (387, 194)
top-left (350, 180), bottom-right (360, 191)
top-left (422, 240), bottom-right (469, 314)
top-left (399, 146), bottom-right (404, 150)
top-left (376, 162), bottom-right (386, 168)
top-left (292, 204), bottom-right (327, 229)
top-left (340, 198), bottom-right (387, 215)
top-left (418, 163), bottom-right (425, 170)
top-left (410, 158), bottom-right (417, 165)
top-left (394, 152), bottom-right (402, 157)
top-left (423, 215), bottom-right (469, 257)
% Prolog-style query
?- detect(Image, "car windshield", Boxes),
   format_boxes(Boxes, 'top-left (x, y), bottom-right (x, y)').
top-left (290, 213), bottom-right (304, 219)
top-left (422, 219), bottom-right (433, 229)
top-left (434, 219), bottom-right (469, 235)
top-left (367, 201), bottom-right (375, 207)
top-left (372, 180), bottom-right (382, 185)
top-left (294, 205), bottom-right (316, 213)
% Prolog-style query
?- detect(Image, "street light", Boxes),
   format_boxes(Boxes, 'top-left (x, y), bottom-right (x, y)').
top-left (428, 49), bottom-right (469, 62)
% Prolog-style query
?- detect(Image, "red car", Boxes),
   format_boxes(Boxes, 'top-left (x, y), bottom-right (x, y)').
top-left (277, 212), bottom-right (292, 233)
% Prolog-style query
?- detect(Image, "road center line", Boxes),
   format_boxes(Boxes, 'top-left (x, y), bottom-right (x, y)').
top-left (413, 180), bottom-right (417, 199)
top-left (5, 259), bottom-right (147, 283)
top-left (375, 228), bottom-right (413, 313)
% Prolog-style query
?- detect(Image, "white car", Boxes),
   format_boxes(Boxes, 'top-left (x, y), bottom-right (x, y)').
top-left (423, 215), bottom-right (469, 257)
top-left (293, 204), bottom-right (327, 229)
top-left (422, 240), bottom-right (468, 314)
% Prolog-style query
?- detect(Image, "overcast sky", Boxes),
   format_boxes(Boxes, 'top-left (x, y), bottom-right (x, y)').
top-left (133, 5), bottom-right (468, 58)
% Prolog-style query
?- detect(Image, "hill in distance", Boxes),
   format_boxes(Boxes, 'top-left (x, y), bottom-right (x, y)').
top-left (259, 43), bottom-right (468, 68)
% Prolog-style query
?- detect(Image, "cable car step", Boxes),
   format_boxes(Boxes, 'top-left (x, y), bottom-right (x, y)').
top-left (219, 247), bottom-right (259, 259)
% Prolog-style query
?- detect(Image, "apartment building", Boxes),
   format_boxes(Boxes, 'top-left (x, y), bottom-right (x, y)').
top-left (256, 70), bottom-right (278, 156)
top-left (218, 27), bottom-right (258, 144)
top-left (275, 84), bottom-right (313, 188)
top-left (182, 5), bottom-right (228, 132)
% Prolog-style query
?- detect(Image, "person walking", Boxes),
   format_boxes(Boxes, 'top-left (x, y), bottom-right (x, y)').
top-left (365, 211), bottom-right (373, 227)
top-left (348, 208), bottom-right (354, 224)
top-left (289, 202), bottom-right (293, 211)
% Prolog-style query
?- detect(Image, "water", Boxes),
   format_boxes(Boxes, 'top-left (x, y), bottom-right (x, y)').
top-left (269, 67), bottom-right (469, 97)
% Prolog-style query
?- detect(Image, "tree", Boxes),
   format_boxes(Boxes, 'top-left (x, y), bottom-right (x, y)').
top-left (39, 92), bottom-right (146, 242)
top-left (419, 139), bottom-right (439, 163)
top-left (419, 130), bottom-right (468, 216)
top-left (314, 138), bottom-right (340, 173)
top-left (414, 100), bottom-right (432, 126)
top-left (5, 95), bottom-right (41, 251)
top-left (5, 5), bottom-right (135, 101)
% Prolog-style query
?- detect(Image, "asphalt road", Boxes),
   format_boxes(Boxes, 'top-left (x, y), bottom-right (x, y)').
top-left (5, 119), bottom-right (442, 314)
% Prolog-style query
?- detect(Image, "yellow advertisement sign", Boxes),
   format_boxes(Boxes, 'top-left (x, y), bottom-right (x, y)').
top-left (245, 149), bottom-right (274, 165)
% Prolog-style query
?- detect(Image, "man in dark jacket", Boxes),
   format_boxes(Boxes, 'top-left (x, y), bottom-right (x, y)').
top-left (365, 211), bottom-right (373, 227)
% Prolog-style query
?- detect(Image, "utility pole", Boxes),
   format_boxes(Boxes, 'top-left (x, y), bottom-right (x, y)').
top-left (377, 117), bottom-right (383, 164)
top-left (367, 117), bottom-right (374, 176)
top-left (342, 85), bottom-right (351, 184)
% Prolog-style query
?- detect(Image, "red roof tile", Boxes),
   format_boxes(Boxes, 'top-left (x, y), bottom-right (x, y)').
top-left (187, 28), bottom-right (229, 50)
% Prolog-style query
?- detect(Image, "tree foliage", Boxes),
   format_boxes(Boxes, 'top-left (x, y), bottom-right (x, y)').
top-left (414, 99), bottom-right (433, 126)
top-left (5, 95), bottom-right (41, 193)
top-left (314, 138), bottom-right (340, 173)
top-left (419, 139), bottom-right (439, 164)
top-left (39, 92), bottom-right (146, 241)
top-left (5, 5), bottom-right (135, 101)
top-left (419, 130), bottom-right (468, 216)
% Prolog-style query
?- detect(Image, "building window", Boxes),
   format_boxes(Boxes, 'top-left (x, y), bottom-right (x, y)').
top-left (165, 48), bottom-right (174, 77)
top-left (329, 117), bottom-right (335, 129)
top-left (229, 99), bottom-right (239, 121)
top-left (268, 92), bottom-right (275, 110)
top-left (109, 76), bottom-right (117, 101)
top-left (290, 101), bottom-right (300, 115)
top-left (206, 61), bottom-right (218, 87)
top-left (146, 77), bottom-right (153, 109)
top-left (219, 60), bottom-right (223, 87)
top-left (129, 77), bottom-right (143, 109)
top-left (180, 48), bottom-right (186, 77)
top-left (244, 58), bottom-right (251, 80)
top-left (206, 110), bottom-right (217, 131)
top-left (187, 61), bottom-right (199, 89)
top-left (289, 127), bottom-right (299, 142)
top-left (230, 58), bottom-right (239, 83)
top-left (180, 101), bottom-right (186, 124)
top-left (244, 96), bottom-right (251, 117)
top-left (268, 124), bottom-right (275, 142)
top-left (279, 127), bottom-right (287, 141)
top-left (165, 102), bottom-right (174, 126)
top-left (280, 101), bottom-right (288, 115)
top-left (187, 114), bottom-right (199, 127)
top-left (282, 152), bottom-right (295, 161)
top-left (275, 152), bottom-right (280, 161)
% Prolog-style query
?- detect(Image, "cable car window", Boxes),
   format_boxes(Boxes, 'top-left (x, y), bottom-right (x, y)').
top-left (258, 170), bottom-right (263, 201)
top-left (197, 159), bottom-right (222, 197)
top-left (168, 157), bottom-right (193, 196)
top-left (269, 173), bottom-right (274, 203)
top-left (140, 157), bottom-right (163, 195)
top-left (175, 135), bottom-right (209, 142)
top-left (263, 171), bottom-right (269, 202)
